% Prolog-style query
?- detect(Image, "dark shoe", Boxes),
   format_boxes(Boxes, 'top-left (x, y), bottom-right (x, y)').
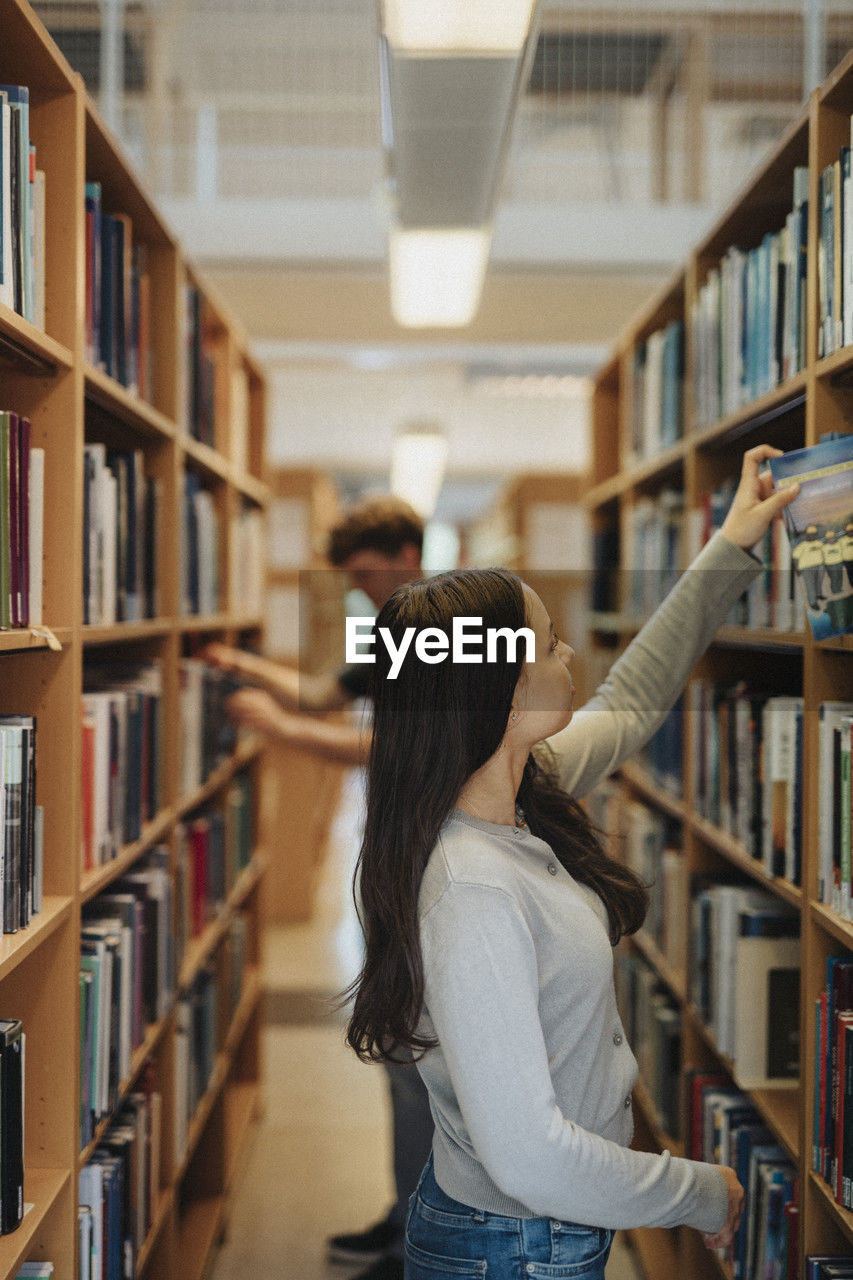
top-left (351, 1257), bottom-right (404, 1280)
top-left (327, 1219), bottom-right (402, 1265)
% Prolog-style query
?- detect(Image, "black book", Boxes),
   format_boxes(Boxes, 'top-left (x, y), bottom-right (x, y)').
top-left (0, 1018), bottom-right (24, 1234)
top-left (0, 724), bottom-right (23, 934)
top-left (8, 106), bottom-right (21, 315)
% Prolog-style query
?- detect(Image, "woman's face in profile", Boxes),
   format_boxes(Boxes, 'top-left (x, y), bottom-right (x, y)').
top-left (513, 586), bottom-right (575, 744)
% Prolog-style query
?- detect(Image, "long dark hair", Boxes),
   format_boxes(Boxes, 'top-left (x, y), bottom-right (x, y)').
top-left (344, 567), bottom-right (648, 1064)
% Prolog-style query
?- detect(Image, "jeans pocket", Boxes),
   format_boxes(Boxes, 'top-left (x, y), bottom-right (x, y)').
top-left (524, 1225), bottom-right (614, 1279)
top-left (404, 1238), bottom-right (488, 1279)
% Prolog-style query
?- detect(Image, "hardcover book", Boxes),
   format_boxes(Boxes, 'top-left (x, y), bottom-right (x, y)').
top-left (769, 436), bottom-right (853, 639)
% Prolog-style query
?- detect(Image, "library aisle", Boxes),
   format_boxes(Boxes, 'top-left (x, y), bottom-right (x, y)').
top-left (207, 770), bottom-right (642, 1280)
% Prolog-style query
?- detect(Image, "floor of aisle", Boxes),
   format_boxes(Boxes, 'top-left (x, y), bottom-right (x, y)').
top-left (209, 771), bottom-right (643, 1280)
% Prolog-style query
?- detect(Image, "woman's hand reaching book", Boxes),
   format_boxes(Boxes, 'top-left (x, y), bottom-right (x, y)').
top-left (720, 444), bottom-right (800, 550)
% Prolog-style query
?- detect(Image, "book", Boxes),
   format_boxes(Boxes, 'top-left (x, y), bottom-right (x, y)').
top-left (0, 1018), bottom-right (24, 1234)
top-left (769, 436), bottom-right (853, 639)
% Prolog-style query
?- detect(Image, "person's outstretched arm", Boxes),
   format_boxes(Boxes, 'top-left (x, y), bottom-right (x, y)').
top-left (546, 445), bottom-right (799, 799)
top-left (203, 643), bottom-right (352, 713)
top-left (226, 688), bottom-right (370, 767)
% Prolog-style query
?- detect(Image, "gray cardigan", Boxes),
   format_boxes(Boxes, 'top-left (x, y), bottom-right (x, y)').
top-left (415, 530), bottom-right (762, 1233)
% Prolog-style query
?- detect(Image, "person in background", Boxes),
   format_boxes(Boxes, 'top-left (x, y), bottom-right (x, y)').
top-left (344, 447), bottom-right (798, 1280)
top-left (205, 495), bottom-right (432, 1280)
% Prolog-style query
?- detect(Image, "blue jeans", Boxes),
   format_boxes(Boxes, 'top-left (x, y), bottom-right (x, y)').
top-left (405, 1155), bottom-right (615, 1279)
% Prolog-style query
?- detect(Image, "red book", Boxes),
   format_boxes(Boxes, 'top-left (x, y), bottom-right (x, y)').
top-left (81, 712), bottom-right (95, 871)
top-left (688, 1071), bottom-right (728, 1161)
top-left (784, 1188), bottom-right (798, 1280)
top-left (818, 990), bottom-right (828, 1175)
top-left (17, 416), bottom-right (29, 627)
top-left (7, 412), bottom-right (20, 626)
top-left (190, 818), bottom-right (209, 935)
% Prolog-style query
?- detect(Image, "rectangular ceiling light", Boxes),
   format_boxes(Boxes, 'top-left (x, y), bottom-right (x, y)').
top-left (382, 0), bottom-right (537, 53)
top-left (389, 226), bottom-right (492, 327)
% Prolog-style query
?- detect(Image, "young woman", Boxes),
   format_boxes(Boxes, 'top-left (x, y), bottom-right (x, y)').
top-left (345, 447), bottom-right (798, 1280)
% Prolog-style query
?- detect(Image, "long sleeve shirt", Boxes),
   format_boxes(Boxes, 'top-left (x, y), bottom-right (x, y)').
top-left (414, 530), bottom-right (762, 1233)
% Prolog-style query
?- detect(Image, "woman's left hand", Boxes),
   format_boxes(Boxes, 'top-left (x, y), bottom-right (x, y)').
top-left (719, 444), bottom-right (800, 550)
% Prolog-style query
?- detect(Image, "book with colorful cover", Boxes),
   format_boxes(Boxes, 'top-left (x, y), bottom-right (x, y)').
top-left (768, 435), bottom-right (853, 639)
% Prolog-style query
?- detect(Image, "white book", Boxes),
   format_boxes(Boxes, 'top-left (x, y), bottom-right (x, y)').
top-left (78, 1205), bottom-right (93, 1280)
top-left (28, 446), bottom-right (43, 626)
top-left (82, 692), bottom-right (111, 864)
top-left (32, 803), bottom-right (42, 914)
top-left (173, 997), bottom-right (191, 1163)
top-left (761, 697), bottom-right (802, 880)
top-left (818, 702), bottom-right (853, 908)
top-left (179, 659), bottom-right (204, 797)
top-left (32, 168), bottom-right (45, 330)
top-left (101, 468), bottom-right (117, 626)
top-left (0, 99), bottom-right (11, 311)
top-left (733, 933), bottom-right (800, 1087)
top-left (78, 1164), bottom-right (104, 1280)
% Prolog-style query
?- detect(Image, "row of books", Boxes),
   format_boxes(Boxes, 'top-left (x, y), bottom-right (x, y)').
top-left (81, 664), bottom-right (164, 871)
top-left (689, 1073), bottom-right (798, 1280)
top-left (230, 506), bottom-right (265, 618)
top-left (174, 774), bottom-right (254, 968)
top-left (818, 113), bottom-right (853, 358)
top-left (179, 660), bottom-right (238, 799)
top-left (690, 882), bottom-right (800, 1086)
top-left (620, 801), bottom-right (687, 975)
top-left (182, 285), bottom-right (219, 447)
top-left (0, 717), bottom-right (42, 935)
top-left (80, 848), bottom-right (174, 1147)
top-left (635, 695), bottom-right (683, 799)
top-left (690, 682), bottom-right (804, 885)
top-left (0, 85), bottom-right (46, 327)
top-left (13, 1267), bottom-right (53, 1278)
top-left (692, 165), bottom-right (808, 429)
top-left (688, 477), bottom-right (804, 633)
top-left (83, 444), bottom-right (161, 626)
top-left (79, 1076), bottom-right (162, 1280)
top-left (181, 471), bottom-right (221, 617)
top-left (625, 490), bottom-right (684, 618)
top-left (813, 955), bottom-right (853, 1209)
top-left (629, 319), bottom-right (684, 461)
top-left (0, 412), bottom-right (44, 630)
top-left (807, 1260), bottom-right (853, 1278)
top-left (614, 951), bottom-right (681, 1140)
top-left (84, 183), bottom-right (152, 398)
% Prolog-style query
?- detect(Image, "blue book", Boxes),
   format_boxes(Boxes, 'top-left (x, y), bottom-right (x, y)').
top-left (768, 436), bottom-right (853, 640)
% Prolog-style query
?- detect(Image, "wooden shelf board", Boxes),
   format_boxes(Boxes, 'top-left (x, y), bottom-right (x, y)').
top-left (223, 968), bottom-right (263, 1057)
top-left (176, 1192), bottom-right (226, 1280)
top-left (619, 761), bottom-right (687, 822)
top-left (232, 472), bottom-right (270, 506)
top-left (689, 814), bottom-right (802, 908)
top-left (85, 366), bottom-right (176, 438)
top-left (630, 929), bottom-right (687, 1003)
top-left (810, 1170), bottom-right (853, 1247)
top-left (0, 628), bottom-right (68, 653)
top-left (583, 474), bottom-right (624, 510)
top-left (82, 620), bottom-right (174, 645)
top-left (816, 633), bottom-right (853, 653)
top-left (79, 1015), bottom-right (172, 1165)
top-left (225, 1079), bottom-right (260, 1190)
top-left (81, 809), bottom-right (174, 902)
top-left (176, 737), bottom-right (263, 821)
top-left (0, 302), bottom-right (73, 374)
top-left (712, 626), bottom-right (806, 651)
top-left (0, 897), bottom-right (73, 984)
top-left (136, 1187), bottom-right (174, 1274)
top-left (815, 343), bottom-right (853, 383)
top-left (85, 101), bottom-right (177, 249)
top-left (810, 901), bottom-right (853, 951)
top-left (181, 435), bottom-right (231, 483)
top-left (690, 374), bottom-right (807, 449)
top-left (750, 1087), bottom-right (800, 1163)
top-left (0, 1167), bottom-right (70, 1278)
top-left (632, 1076), bottom-right (685, 1158)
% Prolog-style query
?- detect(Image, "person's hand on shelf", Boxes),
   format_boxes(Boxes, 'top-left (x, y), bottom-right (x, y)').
top-left (719, 444), bottom-right (800, 551)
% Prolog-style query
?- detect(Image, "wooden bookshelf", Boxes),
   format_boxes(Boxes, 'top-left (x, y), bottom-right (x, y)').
top-left (588, 47), bottom-right (853, 1280)
top-left (0, 2), bottom-right (269, 1276)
